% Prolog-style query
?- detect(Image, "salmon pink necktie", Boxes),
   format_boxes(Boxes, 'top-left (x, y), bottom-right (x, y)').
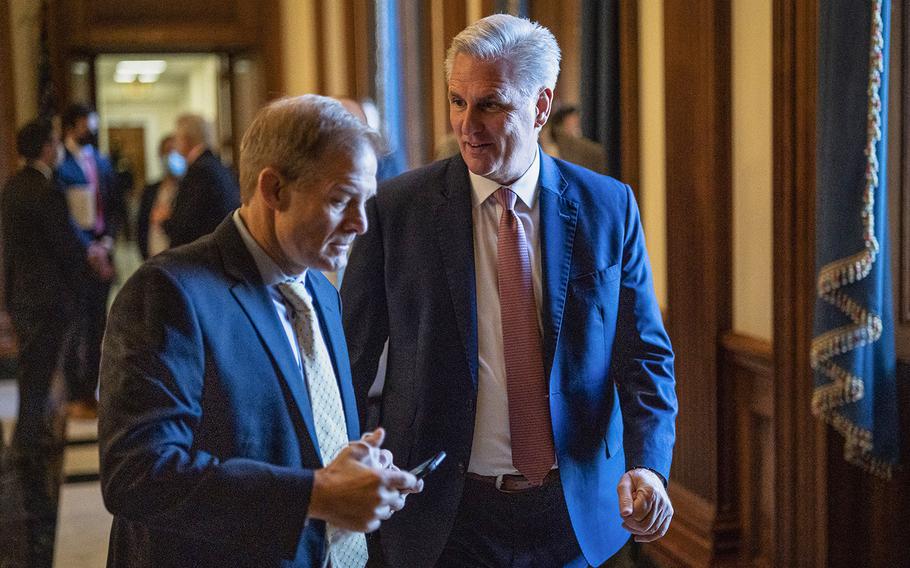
top-left (494, 187), bottom-right (555, 486)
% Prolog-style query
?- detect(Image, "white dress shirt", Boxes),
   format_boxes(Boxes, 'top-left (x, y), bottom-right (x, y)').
top-left (232, 210), bottom-right (307, 370)
top-left (467, 149), bottom-right (544, 476)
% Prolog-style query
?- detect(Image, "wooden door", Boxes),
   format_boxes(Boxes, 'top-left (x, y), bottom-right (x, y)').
top-left (107, 126), bottom-right (145, 196)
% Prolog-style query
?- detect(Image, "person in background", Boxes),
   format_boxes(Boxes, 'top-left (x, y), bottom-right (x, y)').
top-left (542, 104), bottom-right (608, 174)
top-left (137, 134), bottom-right (185, 259)
top-left (1, 118), bottom-right (108, 566)
top-left (56, 103), bottom-right (116, 420)
top-left (99, 95), bottom-right (421, 567)
top-left (337, 97), bottom-right (404, 183)
top-left (342, 14), bottom-right (676, 567)
top-left (159, 114), bottom-right (240, 248)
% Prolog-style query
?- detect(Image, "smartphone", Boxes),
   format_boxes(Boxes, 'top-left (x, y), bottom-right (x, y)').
top-left (408, 451), bottom-right (446, 480)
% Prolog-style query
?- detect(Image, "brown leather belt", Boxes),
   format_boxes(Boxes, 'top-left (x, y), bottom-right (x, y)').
top-left (464, 469), bottom-right (560, 493)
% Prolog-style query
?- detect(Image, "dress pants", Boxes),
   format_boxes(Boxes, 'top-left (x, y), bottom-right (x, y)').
top-left (64, 274), bottom-right (110, 402)
top-left (437, 474), bottom-right (637, 568)
top-left (10, 306), bottom-right (73, 449)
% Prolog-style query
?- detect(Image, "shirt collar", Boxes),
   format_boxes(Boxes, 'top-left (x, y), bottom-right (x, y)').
top-left (29, 161), bottom-right (53, 180)
top-left (469, 147), bottom-right (541, 209)
top-left (232, 210), bottom-right (306, 286)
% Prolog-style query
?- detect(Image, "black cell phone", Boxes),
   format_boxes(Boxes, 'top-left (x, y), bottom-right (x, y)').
top-left (408, 451), bottom-right (446, 480)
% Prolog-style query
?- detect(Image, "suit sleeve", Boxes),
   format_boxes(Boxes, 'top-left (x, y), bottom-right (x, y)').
top-left (98, 263), bottom-right (313, 559)
top-left (40, 182), bottom-right (90, 293)
top-left (340, 195), bottom-right (390, 429)
top-left (610, 184), bottom-right (677, 481)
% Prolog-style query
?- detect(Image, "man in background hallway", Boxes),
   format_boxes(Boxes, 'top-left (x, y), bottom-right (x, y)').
top-left (57, 103), bottom-right (116, 420)
top-left (342, 14), bottom-right (677, 567)
top-left (159, 113), bottom-right (241, 248)
top-left (1, 118), bottom-right (108, 567)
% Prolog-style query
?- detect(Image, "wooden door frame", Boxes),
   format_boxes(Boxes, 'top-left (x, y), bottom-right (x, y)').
top-left (772, 1), bottom-right (827, 566)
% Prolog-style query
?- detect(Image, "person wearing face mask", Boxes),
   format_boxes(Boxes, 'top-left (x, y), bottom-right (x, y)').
top-left (159, 113), bottom-right (241, 248)
top-left (56, 103), bottom-right (117, 420)
top-left (137, 134), bottom-right (185, 259)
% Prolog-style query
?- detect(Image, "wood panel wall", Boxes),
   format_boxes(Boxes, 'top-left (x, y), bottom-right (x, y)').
top-left (650, 1), bottom-right (737, 564)
top-left (0, 0), bottom-right (19, 359)
top-left (0, 0), bottom-right (16, 180)
top-left (724, 334), bottom-right (774, 568)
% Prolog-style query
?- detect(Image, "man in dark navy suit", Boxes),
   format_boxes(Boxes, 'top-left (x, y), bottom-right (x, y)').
top-left (342, 14), bottom-right (677, 567)
top-left (2, 118), bottom-right (102, 452)
top-left (160, 113), bottom-right (241, 248)
top-left (99, 95), bottom-right (420, 568)
top-left (1, 118), bottom-right (107, 566)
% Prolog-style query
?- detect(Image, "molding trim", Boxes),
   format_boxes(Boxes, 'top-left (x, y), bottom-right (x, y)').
top-left (646, 485), bottom-right (740, 567)
top-left (772, 1), bottom-right (826, 565)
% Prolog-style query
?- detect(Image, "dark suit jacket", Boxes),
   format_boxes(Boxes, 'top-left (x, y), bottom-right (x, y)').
top-left (136, 179), bottom-right (161, 259)
top-left (341, 151), bottom-right (677, 567)
top-left (163, 150), bottom-right (241, 248)
top-left (99, 219), bottom-right (361, 567)
top-left (1, 165), bottom-right (88, 319)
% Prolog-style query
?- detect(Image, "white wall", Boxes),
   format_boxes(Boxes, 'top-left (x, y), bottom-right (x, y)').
top-left (639, 0), bottom-right (667, 308)
top-left (732, 0), bottom-right (773, 340)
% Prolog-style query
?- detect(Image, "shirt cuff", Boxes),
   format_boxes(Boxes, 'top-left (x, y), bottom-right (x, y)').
top-left (627, 465), bottom-right (668, 488)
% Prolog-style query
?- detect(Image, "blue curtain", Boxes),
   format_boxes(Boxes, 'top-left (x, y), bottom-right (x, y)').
top-left (375, 0), bottom-right (407, 177)
top-left (813, 0), bottom-right (898, 478)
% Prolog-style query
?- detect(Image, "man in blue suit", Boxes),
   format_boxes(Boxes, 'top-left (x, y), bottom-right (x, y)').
top-left (99, 95), bottom-right (420, 567)
top-left (341, 14), bottom-right (677, 567)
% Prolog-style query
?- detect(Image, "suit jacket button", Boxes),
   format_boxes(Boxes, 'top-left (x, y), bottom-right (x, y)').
top-left (457, 462), bottom-right (466, 474)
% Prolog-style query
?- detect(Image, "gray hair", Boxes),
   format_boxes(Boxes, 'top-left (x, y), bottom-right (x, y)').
top-left (444, 14), bottom-right (561, 97)
top-left (175, 114), bottom-right (214, 148)
top-left (238, 95), bottom-right (383, 203)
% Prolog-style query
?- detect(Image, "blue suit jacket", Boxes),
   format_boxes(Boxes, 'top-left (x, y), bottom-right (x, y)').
top-left (56, 146), bottom-right (118, 242)
top-left (341, 151), bottom-right (677, 567)
top-left (99, 218), bottom-right (360, 567)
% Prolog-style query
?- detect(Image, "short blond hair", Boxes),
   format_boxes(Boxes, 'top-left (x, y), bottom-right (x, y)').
top-left (238, 95), bottom-right (384, 203)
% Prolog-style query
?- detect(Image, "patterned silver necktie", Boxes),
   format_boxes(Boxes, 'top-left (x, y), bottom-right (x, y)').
top-left (278, 280), bottom-right (368, 568)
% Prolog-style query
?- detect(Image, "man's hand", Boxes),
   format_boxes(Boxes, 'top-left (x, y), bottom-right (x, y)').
top-left (87, 242), bottom-right (114, 281)
top-left (617, 468), bottom-right (673, 543)
top-left (353, 428), bottom-right (424, 515)
top-left (308, 428), bottom-right (421, 532)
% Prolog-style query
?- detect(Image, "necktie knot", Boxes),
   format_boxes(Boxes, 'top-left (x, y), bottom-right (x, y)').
top-left (494, 187), bottom-right (517, 211)
top-left (277, 281), bottom-right (313, 315)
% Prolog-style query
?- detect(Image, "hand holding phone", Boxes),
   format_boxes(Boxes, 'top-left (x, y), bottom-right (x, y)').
top-left (408, 451), bottom-right (446, 480)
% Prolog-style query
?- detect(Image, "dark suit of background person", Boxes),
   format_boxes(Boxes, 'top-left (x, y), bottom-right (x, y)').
top-left (341, 15), bottom-right (676, 568)
top-left (2, 120), bottom-right (91, 452)
top-left (98, 96), bottom-right (417, 568)
top-left (57, 104), bottom-right (117, 418)
top-left (162, 115), bottom-right (241, 248)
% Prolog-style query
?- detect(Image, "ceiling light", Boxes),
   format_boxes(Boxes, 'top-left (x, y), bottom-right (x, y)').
top-left (115, 60), bottom-right (167, 75)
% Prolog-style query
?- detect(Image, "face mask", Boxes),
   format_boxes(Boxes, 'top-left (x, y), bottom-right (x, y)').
top-left (166, 150), bottom-right (187, 177)
top-left (77, 131), bottom-right (97, 147)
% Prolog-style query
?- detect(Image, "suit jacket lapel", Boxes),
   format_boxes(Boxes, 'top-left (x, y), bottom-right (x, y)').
top-left (433, 157), bottom-right (479, 387)
top-left (538, 153), bottom-right (577, 375)
top-left (215, 220), bottom-right (320, 450)
top-left (307, 275), bottom-right (361, 440)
